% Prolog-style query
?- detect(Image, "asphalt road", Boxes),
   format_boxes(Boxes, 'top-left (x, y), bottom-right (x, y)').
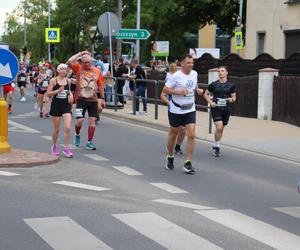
top-left (1, 88), bottom-right (300, 250)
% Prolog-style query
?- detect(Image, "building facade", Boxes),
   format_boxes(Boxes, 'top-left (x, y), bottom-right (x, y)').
top-left (245, 0), bottom-right (300, 59)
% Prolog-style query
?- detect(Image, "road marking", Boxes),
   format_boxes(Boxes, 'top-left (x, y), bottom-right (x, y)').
top-left (84, 154), bottom-right (109, 161)
top-left (16, 111), bottom-right (38, 117)
top-left (273, 206), bottom-right (300, 220)
top-left (8, 120), bottom-right (41, 134)
top-left (113, 166), bottom-right (143, 176)
top-left (41, 136), bottom-right (52, 141)
top-left (52, 181), bottom-right (110, 192)
top-left (24, 216), bottom-right (113, 250)
top-left (195, 209), bottom-right (300, 250)
top-left (150, 182), bottom-right (188, 194)
top-left (152, 199), bottom-right (215, 210)
top-left (0, 171), bottom-right (20, 176)
top-left (59, 144), bottom-right (78, 150)
top-left (113, 212), bottom-right (223, 250)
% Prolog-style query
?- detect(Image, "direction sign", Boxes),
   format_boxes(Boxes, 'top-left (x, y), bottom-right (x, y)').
top-left (115, 29), bottom-right (150, 40)
top-left (45, 28), bottom-right (60, 43)
top-left (0, 48), bottom-right (19, 86)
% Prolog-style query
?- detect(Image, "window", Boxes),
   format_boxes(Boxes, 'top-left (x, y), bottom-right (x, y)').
top-left (285, 30), bottom-right (300, 58)
top-left (257, 32), bottom-right (266, 56)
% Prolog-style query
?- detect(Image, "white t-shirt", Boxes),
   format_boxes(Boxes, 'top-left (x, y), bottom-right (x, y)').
top-left (165, 70), bottom-right (198, 114)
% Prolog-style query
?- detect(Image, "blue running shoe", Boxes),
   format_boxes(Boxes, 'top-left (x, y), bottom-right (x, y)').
top-left (74, 134), bottom-right (80, 147)
top-left (85, 141), bottom-right (96, 151)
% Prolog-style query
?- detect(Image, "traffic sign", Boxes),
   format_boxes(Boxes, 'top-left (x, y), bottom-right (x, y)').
top-left (0, 48), bottom-right (19, 86)
top-left (98, 12), bottom-right (120, 37)
top-left (45, 28), bottom-right (60, 43)
top-left (234, 31), bottom-right (243, 50)
top-left (115, 29), bottom-right (150, 40)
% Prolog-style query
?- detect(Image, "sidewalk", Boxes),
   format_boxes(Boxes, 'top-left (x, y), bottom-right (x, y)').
top-left (103, 101), bottom-right (300, 164)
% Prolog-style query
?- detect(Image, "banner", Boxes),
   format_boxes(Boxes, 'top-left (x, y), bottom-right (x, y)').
top-left (151, 41), bottom-right (169, 57)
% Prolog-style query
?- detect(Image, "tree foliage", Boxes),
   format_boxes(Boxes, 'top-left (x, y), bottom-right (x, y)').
top-left (1, 0), bottom-right (243, 63)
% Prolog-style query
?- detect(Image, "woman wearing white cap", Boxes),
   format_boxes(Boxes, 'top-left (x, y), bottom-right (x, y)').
top-left (46, 64), bottom-right (74, 158)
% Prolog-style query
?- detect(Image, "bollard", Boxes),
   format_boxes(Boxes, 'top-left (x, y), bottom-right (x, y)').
top-left (0, 97), bottom-right (11, 153)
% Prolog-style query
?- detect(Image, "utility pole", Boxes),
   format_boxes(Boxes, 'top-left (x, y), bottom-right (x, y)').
top-left (116, 0), bottom-right (122, 59)
top-left (48, 0), bottom-right (51, 62)
top-left (23, 2), bottom-right (27, 47)
top-left (136, 0), bottom-right (141, 62)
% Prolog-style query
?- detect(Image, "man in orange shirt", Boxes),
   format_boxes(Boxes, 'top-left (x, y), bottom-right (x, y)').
top-left (67, 51), bottom-right (105, 150)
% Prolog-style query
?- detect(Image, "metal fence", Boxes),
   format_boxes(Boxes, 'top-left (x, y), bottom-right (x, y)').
top-left (273, 76), bottom-right (300, 127)
top-left (104, 77), bottom-right (213, 133)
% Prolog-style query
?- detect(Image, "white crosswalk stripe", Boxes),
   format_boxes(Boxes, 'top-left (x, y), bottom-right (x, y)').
top-left (113, 166), bottom-right (143, 176)
top-left (195, 209), bottom-right (300, 250)
top-left (152, 198), bottom-right (215, 210)
top-left (8, 120), bottom-right (41, 134)
top-left (24, 216), bottom-right (113, 250)
top-left (41, 136), bottom-right (52, 141)
top-left (150, 182), bottom-right (188, 193)
top-left (0, 171), bottom-right (20, 176)
top-left (113, 212), bottom-right (223, 250)
top-left (52, 181), bottom-right (110, 192)
top-left (84, 154), bottom-right (109, 161)
top-left (273, 206), bottom-right (300, 220)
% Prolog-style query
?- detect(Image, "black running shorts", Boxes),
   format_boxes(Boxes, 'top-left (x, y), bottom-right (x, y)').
top-left (17, 81), bottom-right (26, 88)
top-left (211, 108), bottom-right (230, 126)
top-left (168, 111), bottom-right (196, 128)
top-left (49, 100), bottom-right (72, 117)
top-left (75, 99), bottom-right (98, 119)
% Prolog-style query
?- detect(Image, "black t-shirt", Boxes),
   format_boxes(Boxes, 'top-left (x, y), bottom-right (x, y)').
top-left (208, 80), bottom-right (236, 108)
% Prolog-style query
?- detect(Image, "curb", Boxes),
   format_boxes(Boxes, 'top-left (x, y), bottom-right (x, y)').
top-left (102, 112), bottom-right (300, 165)
top-left (0, 149), bottom-right (59, 168)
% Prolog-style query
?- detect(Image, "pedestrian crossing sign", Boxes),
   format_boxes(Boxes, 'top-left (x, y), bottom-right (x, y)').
top-left (45, 28), bottom-right (60, 43)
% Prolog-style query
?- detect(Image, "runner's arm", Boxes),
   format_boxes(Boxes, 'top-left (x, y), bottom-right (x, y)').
top-left (203, 89), bottom-right (216, 107)
top-left (46, 78), bottom-right (63, 97)
top-left (228, 93), bottom-right (236, 103)
top-left (160, 89), bottom-right (170, 105)
top-left (162, 86), bottom-right (186, 96)
top-left (66, 51), bottom-right (90, 66)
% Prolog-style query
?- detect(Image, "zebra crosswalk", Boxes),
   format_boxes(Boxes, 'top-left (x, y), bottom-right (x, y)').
top-left (22, 206), bottom-right (300, 250)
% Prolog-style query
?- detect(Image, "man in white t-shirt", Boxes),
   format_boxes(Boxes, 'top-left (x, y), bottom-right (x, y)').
top-left (161, 54), bottom-right (203, 174)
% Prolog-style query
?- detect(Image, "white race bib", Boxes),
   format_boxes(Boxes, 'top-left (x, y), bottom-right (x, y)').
top-left (75, 108), bottom-right (83, 118)
top-left (41, 80), bottom-right (48, 88)
top-left (216, 98), bottom-right (227, 107)
top-left (56, 90), bottom-right (68, 99)
top-left (20, 77), bottom-right (26, 82)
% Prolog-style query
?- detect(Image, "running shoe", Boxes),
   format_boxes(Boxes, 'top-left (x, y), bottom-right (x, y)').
top-left (183, 160), bottom-right (195, 174)
top-left (20, 97), bottom-right (26, 102)
top-left (7, 107), bottom-right (12, 114)
top-left (165, 155), bottom-right (174, 170)
top-left (44, 113), bottom-right (50, 118)
top-left (213, 147), bottom-right (220, 157)
top-left (175, 145), bottom-right (183, 154)
top-left (85, 141), bottom-right (96, 151)
top-left (74, 134), bottom-right (80, 147)
top-left (39, 112), bottom-right (43, 118)
top-left (51, 144), bottom-right (59, 156)
top-left (63, 147), bottom-right (73, 158)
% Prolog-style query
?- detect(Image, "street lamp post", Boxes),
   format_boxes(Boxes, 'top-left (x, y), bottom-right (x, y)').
top-left (48, 0), bottom-right (51, 62)
top-left (136, 0), bottom-right (141, 62)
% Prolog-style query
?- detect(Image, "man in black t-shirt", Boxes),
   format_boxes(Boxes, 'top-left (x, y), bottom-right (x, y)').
top-left (203, 65), bottom-right (236, 157)
top-left (116, 57), bottom-right (128, 105)
top-left (128, 58), bottom-right (147, 114)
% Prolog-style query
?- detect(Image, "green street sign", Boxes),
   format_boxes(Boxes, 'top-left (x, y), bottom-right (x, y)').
top-left (115, 29), bottom-right (150, 40)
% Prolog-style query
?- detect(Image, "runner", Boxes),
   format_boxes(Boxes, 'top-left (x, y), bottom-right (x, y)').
top-left (161, 63), bottom-right (186, 154)
top-left (162, 54), bottom-right (203, 174)
top-left (203, 65), bottom-right (236, 157)
top-left (3, 81), bottom-right (16, 114)
top-left (17, 61), bottom-right (28, 102)
top-left (67, 51), bottom-right (105, 150)
top-left (46, 64), bottom-right (74, 157)
top-left (37, 65), bottom-right (51, 118)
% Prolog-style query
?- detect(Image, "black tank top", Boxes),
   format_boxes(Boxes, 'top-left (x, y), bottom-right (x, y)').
top-left (52, 78), bottom-right (70, 101)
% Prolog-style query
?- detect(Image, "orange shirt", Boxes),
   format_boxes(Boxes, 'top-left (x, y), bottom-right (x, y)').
top-left (71, 63), bottom-right (104, 102)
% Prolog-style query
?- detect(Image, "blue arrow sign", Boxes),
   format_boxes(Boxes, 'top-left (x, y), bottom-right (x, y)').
top-left (0, 48), bottom-right (19, 86)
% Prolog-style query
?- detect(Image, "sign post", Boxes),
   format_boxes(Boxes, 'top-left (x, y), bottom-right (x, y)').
top-left (0, 48), bottom-right (19, 153)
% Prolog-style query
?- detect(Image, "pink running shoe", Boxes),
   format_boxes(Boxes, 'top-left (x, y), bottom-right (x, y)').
top-left (51, 144), bottom-right (59, 156)
top-left (63, 147), bottom-right (73, 158)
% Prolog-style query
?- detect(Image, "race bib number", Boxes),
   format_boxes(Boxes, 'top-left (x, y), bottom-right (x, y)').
top-left (185, 88), bottom-right (194, 97)
top-left (20, 77), bottom-right (26, 82)
top-left (41, 80), bottom-right (48, 88)
top-left (56, 90), bottom-right (68, 99)
top-left (75, 108), bottom-right (83, 118)
top-left (216, 98), bottom-right (227, 107)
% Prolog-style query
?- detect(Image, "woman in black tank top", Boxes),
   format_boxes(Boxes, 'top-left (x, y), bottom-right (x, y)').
top-left (46, 64), bottom-right (74, 158)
